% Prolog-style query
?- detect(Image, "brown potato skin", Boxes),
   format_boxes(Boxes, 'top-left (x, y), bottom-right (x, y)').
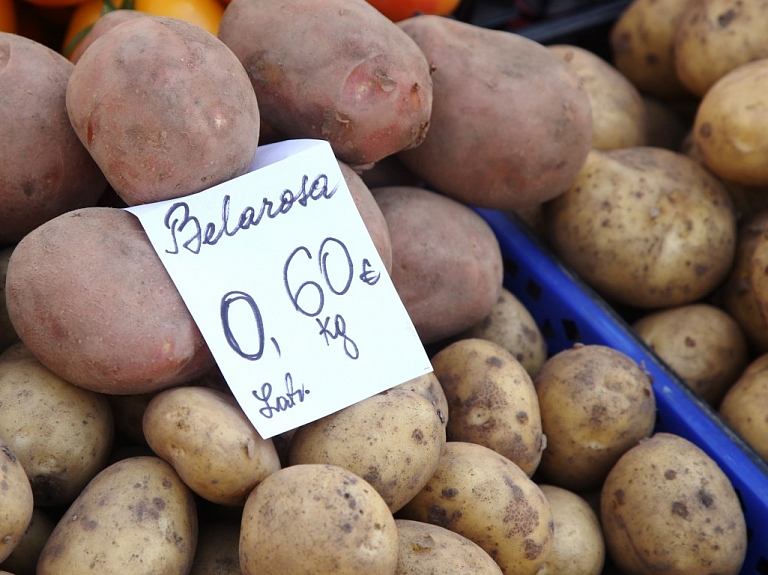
top-left (69, 9), bottom-right (148, 64)
top-left (373, 185), bottom-right (503, 344)
top-left (600, 433), bottom-right (747, 575)
top-left (340, 161), bottom-right (393, 273)
top-left (0, 507), bottom-right (56, 575)
top-left (66, 16), bottom-right (260, 206)
top-left (397, 15), bottom-right (592, 211)
top-left (218, 0), bottom-right (432, 167)
top-left (5, 207), bottom-right (215, 394)
top-left (0, 32), bottom-right (107, 245)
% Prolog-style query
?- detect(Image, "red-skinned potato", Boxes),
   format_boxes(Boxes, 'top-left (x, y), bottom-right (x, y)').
top-left (5, 207), bottom-right (215, 395)
top-left (373, 185), bottom-right (503, 344)
top-left (217, 0), bottom-right (432, 168)
top-left (66, 15), bottom-right (260, 206)
top-left (396, 15), bottom-right (592, 211)
top-left (0, 32), bottom-right (107, 245)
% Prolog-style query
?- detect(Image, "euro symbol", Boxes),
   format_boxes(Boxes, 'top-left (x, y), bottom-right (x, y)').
top-left (359, 258), bottom-right (380, 285)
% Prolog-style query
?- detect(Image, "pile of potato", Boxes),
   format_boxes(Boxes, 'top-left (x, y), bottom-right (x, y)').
top-left (0, 0), bottom-right (763, 573)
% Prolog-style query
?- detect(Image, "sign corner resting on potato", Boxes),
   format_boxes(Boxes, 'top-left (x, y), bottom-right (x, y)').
top-left (126, 139), bottom-right (433, 439)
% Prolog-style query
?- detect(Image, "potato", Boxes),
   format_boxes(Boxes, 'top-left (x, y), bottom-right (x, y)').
top-left (372, 185), bottom-right (503, 344)
top-left (601, 432), bottom-right (747, 575)
top-left (37, 455), bottom-right (198, 575)
top-left (0, 438), bottom-right (33, 564)
top-left (396, 15), bottom-right (592, 211)
top-left (394, 519), bottom-right (503, 575)
top-left (458, 287), bottom-right (547, 378)
top-left (608, 0), bottom-right (692, 100)
top-left (430, 338), bottom-right (545, 477)
top-left (288, 388), bottom-right (445, 513)
top-left (719, 352), bottom-right (768, 460)
top-left (391, 371), bottom-right (449, 427)
top-left (549, 44), bottom-right (647, 151)
top-left (108, 392), bottom-right (156, 446)
top-left (537, 485), bottom-right (605, 575)
top-left (143, 385), bottom-right (281, 506)
top-left (0, 508), bottom-right (56, 575)
top-left (720, 210), bottom-right (768, 353)
top-left (189, 518), bottom-right (241, 575)
top-left (674, 0), bottom-right (768, 97)
top-left (0, 342), bottom-right (114, 507)
top-left (68, 9), bottom-right (148, 64)
top-left (239, 463), bottom-right (398, 575)
top-left (400, 441), bottom-right (554, 575)
top-left (5, 207), bottom-right (215, 395)
top-left (693, 59), bottom-right (768, 187)
top-left (340, 161), bottom-right (393, 273)
top-left (0, 246), bottom-right (18, 353)
top-left (632, 303), bottom-right (749, 406)
top-left (545, 147), bottom-right (737, 309)
top-left (0, 32), bottom-right (107, 245)
top-left (533, 344), bottom-right (656, 491)
top-left (66, 15), bottom-right (260, 206)
top-left (218, 0), bottom-right (432, 168)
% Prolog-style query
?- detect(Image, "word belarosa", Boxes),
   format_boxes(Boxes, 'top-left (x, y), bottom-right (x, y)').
top-left (162, 173), bottom-right (337, 255)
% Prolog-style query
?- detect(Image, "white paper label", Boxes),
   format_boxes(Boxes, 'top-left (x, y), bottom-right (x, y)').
top-left (126, 139), bottom-right (433, 439)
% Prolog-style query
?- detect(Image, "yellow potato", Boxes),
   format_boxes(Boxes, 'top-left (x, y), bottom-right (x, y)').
top-left (719, 352), bottom-right (768, 461)
top-left (239, 463), bottom-right (398, 575)
top-left (0, 438), bottom-right (33, 564)
top-left (400, 441), bottom-right (554, 575)
top-left (37, 456), bottom-right (198, 575)
top-left (430, 338), bottom-right (545, 477)
top-left (143, 385), bottom-right (281, 507)
top-left (632, 303), bottom-right (749, 406)
top-left (694, 58), bottom-right (768, 187)
top-left (394, 519), bottom-right (503, 575)
top-left (458, 287), bottom-right (547, 378)
top-left (720, 209), bottom-right (768, 353)
top-left (288, 388), bottom-right (446, 513)
top-left (391, 371), bottom-right (449, 428)
top-left (674, 0), bottom-right (768, 97)
top-left (537, 485), bottom-right (605, 575)
top-left (549, 44), bottom-right (647, 151)
top-left (609, 0), bottom-right (693, 100)
top-left (546, 147), bottom-right (737, 309)
top-left (601, 433), bottom-right (747, 575)
top-left (0, 342), bottom-right (114, 507)
top-left (533, 344), bottom-right (656, 491)
top-left (0, 508), bottom-right (56, 575)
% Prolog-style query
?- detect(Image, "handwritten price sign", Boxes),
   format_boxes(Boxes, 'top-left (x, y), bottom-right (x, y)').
top-left (127, 139), bottom-right (433, 439)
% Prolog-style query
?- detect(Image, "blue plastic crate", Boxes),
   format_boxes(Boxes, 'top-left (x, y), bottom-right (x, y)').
top-left (476, 207), bottom-right (768, 575)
